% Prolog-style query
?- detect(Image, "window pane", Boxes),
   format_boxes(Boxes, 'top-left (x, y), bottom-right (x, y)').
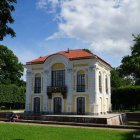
top-left (99, 73), bottom-right (102, 93)
top-left (34, 77), bottom-right (41, 93)
top-left (52, 70), bottom-right (65, 87)
top-left (77, 74), bottom-right (85, 92)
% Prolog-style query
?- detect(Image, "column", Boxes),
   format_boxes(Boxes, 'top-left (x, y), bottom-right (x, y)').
top-left (89, 66), bottom-right (94, 113)
top-left (102, 71), bottom-right (106, 114)
top-left (25, 70), bottom-right (32, 112)
top-left (65, 67), bottom-right (73, 112)
top-left (93, 64), bottom-right (99, 115)
top-left (108, 74), bottom-right (112, 112)
top-left (42, 70), bottom-right (48, 112)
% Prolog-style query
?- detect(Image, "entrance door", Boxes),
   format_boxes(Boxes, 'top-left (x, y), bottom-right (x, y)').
top-left (34, 97), bottom-right (40, 113)
top-left (53, 97), bottom-right (62, 114)
top-left (77, 97), bottom-right (85, 115)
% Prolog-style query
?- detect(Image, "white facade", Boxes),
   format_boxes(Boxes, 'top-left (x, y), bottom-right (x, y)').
top-left (25, 51), bottom-right (111, 115)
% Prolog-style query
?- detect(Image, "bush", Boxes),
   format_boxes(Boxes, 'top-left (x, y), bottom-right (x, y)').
top-left (0, 84), bottom-right (25, 109)
top-left (111, 86), bottom-right (140, 110)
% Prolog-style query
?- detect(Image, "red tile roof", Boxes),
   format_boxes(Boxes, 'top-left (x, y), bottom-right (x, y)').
top-left (26, 49), bottom-right (111, 67)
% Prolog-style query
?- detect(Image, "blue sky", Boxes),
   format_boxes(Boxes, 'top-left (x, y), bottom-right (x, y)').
top-left (1, 0), bottom-right (140, 71)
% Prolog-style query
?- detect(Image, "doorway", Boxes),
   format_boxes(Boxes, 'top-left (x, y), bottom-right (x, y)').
top-left (34, 97), bottom-right (40, 113)
top-left (53, 97), bottom-right (62, 114)
top-left (77, 97), bottom-right (85, 115)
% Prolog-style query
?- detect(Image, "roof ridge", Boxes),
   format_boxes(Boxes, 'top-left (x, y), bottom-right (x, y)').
top-left (26, 49), bottom-right (111, 67)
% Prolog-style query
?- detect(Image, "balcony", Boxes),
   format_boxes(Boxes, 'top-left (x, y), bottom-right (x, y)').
top-left (47, 86), bottom-right (67, 99)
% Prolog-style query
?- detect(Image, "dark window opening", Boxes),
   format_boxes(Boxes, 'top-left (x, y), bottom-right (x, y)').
top-left (77, 74), bottom-right (85, 92)
top-left (34, 77), bottom-right (41, 93)
top-left (52, 70), bottom-right (65, 87)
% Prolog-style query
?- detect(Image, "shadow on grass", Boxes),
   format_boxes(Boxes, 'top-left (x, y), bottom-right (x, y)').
top-left (12, 139), bottom-right (24, 140)
top-left (122, 130), bottom-right (140, 140)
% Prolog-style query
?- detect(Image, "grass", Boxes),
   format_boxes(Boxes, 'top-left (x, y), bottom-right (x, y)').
top-left (0, 123), bottom-right (139, 140)
top-left (0, 109), bottom-right (24, 113)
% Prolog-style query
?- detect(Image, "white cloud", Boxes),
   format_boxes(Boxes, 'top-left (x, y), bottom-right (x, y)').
top-left (37, 0), bottom-right (48, 9)
top-left (36, 0), bottom-right (60, 12)
top-left (37, 0), bottom-right (140, 57)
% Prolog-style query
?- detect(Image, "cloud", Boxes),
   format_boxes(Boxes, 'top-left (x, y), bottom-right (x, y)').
top-left (37, 0), bottom-right (140, 57)
top-left (36, 0), bottom-right (60, 12)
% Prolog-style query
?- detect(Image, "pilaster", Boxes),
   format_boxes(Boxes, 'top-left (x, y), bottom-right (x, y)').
top-left (66, 67), bottom-right (73, 112)
top-left (25, 70), bottom-right (32, 111)
top-left (93, 64), bottom-right (99, 115)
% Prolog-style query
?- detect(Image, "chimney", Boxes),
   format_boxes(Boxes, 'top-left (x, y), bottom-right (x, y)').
top-left (66, 48), bottom-right (70, 53)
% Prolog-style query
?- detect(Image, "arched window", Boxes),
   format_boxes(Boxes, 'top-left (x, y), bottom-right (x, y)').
top-left (77, 70), bottom-right (85, 92)
top-left (99, 72), bottom-right (102, 93)
top-left (52, 63), bottom-right (65, 87)
top-left (34, 74), bottom-right (41, 93)
top-left (105, 75), bottom-right (108, 93)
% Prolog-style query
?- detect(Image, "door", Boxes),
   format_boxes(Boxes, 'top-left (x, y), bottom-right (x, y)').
top-left (34, 97), bottom-right (40, 113)
top-left (53, 97), bottom-right (62, 114)
top-left (77, 97), bottom-right (85, 115)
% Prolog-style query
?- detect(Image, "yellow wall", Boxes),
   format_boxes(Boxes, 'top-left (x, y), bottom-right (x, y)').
top-left (52, 63), bottom-right (65, 70)
top-left (64, 99), bottom-right (66, 112)
top-left (30, 95), bottom-right (43, 111)
top-left (72, 94), bottom-right (89, 112)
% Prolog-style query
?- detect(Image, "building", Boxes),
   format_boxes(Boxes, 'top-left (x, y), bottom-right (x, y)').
top-left (25, 49), bottom-right (112, 115)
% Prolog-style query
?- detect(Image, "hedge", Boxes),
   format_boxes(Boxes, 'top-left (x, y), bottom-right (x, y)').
top-left (111, 86), bottom-right (140, 110)
top-left (0, 84), bottom-right (25, 109)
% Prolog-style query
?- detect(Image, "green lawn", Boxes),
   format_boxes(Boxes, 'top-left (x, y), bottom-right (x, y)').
top-left (0, 123), bottom-right (139, 140)
top-left (0, 109), bottom-right (24, 113)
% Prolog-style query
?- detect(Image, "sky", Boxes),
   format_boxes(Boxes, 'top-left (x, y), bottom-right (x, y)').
top-left (1, 0), bottom-right (140, 78)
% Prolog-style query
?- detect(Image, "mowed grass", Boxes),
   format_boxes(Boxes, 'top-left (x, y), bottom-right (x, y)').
top-left (0, 123), bottom-right (139, 140)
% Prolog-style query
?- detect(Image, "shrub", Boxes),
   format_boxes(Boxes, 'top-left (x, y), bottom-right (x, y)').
top-left (111, 86), bottom-right (140, 110)
top-left (0, 84), bottom-right (25, 109)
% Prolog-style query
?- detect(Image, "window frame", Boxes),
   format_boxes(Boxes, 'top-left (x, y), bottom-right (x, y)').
top-left (34, 76), bottom-right (41, 93)
top-left (77, 71), bottom-right (86, 92)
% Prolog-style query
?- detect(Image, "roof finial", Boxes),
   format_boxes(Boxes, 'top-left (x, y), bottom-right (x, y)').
top-left (68, 48), bottom-right (69, 52)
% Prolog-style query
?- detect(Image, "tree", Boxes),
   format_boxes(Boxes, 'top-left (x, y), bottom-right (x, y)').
top-left (0, 45), bottom-right (24, 85)
top-left (111, 68), bottom-right (132, 88)
top-left (119, 34), bottom-right (140, 85)
top-left (0, 0), bottom-right (17, 40)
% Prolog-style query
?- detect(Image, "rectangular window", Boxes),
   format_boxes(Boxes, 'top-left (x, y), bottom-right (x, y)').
top-left (34, 77), bottom-right (41, 93)
top-left (52, 70), bottom-right (65, 87)
top-left (106, 77), bottom-right (108, 94)
top-left (77, 74), bottom-right (85, 92)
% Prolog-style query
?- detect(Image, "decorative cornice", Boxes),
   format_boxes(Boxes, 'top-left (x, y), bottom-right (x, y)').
top-left (27, 71), bottom-right (32, 76)
top-left (44, 70), bottom-right (49, 74)
top-left (67, 68), bottom-right (73, 72)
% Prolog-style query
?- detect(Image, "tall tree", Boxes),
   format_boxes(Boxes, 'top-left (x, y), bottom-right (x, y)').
top-left (111, 68), bottom-right (133, 88)
top-left (0, 45), bottom-right (24, 85)
top-left (0, 0), bottom-right (16, 40)
top-left (119, 34), bottom-right (140, 85)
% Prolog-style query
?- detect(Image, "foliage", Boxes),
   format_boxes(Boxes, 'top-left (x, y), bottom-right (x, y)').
top-left (111, 86), bottom-right (140, 110)
top-left (111, 68), bottom-right (133, 88)
top-left (119, 34), bottom-right (140, 85)
top-left (0, 84), bottom-right (25, 109)
top-left (0, 0), bottom-right (16, 40)
top-left (0, 123), bottom-right (137, 140)
top-left (0, 45), bottom-right (24, 86)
